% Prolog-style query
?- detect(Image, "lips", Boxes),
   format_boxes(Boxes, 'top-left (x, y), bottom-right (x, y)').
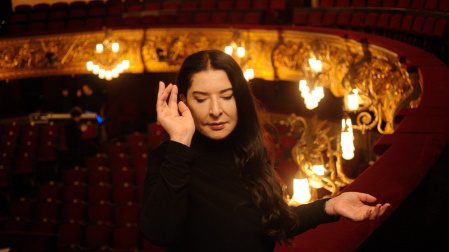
top-left (208, 122), bottom-right (226, 130)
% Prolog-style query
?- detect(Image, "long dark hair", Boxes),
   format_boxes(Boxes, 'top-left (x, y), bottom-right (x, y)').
top-left (177, 50), bottom-right (298, 244)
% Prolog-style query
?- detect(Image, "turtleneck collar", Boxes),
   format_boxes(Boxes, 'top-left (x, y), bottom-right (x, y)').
top-left (190, 131), bottom-right (235, 167)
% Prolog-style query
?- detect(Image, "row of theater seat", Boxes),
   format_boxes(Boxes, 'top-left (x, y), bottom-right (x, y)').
top-left (4, 216), bottom-right (153, 250)
top-left (319, 0), bottom-right (449, 12)
top-left (8, 0), bottom-right (287, 25)
top-left (12, 181), bottom-right (144, 208)
top-left (12, 0), bottom-right (286, 15)
top-left (0, 121), bottom-right (99, 187)
top-left (4, 0), bottom-right (290, 35)
top-left (292, 10), bottom-right (449, 53)
top-left (7, 11), bottom-right (267, 35)
top-left (2, 122), bottom-right (163, 250)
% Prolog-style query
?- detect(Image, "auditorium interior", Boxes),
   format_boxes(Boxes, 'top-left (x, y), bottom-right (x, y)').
top-left (0, 0), bottom-right (448, 251)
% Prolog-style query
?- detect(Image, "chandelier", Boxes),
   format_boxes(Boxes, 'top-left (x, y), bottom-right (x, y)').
top-left (224, 31), bottom-right (254, 81)
top-left (86, 30), bottom-right (130, 80)
top-left (298, 58), bottom-right (324, 109)
top-left (295, 39), bottom-right (416, 134)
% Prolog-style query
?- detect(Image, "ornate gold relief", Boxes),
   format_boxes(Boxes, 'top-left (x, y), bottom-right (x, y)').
top-left (0, 30), bottom-right (144, 80)
top-left (0, 28), bottom-right (417, 134)
top-left (141, 28), bottom-right (233, 72)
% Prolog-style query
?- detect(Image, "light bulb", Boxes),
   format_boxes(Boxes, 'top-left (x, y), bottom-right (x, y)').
top-left (290, 178), bottom-right (311, 204)
top-left (315, 86), bottom-right (324, 99)
top-left (224, 46), bottom-right (233, 55)
top-left (237, 47), bottom-right (245, 58)
top-left (122, 60), bottom-right (130, 69)
top-left (309, 58), bottom-right (322, 72)
top-left (244, 68), bottom-right (254, 80)
top-left (112, 68), bottom-right (119, 78)
top-left (112, 42), bottom-right (119, 53)
top-left (105, 70), bottom-right (112, 81)
top-left (96, 43), bottom-right (103, 53)
top-left (299, 80), bottom-right (307, 92)
top-left (92, 65), bottom-right (100, 74)
top-left (86, 61), bottom-right (93, 71)
top-left (346, 89), bottom-right (360, 111)
top-left (312, 165), bottom-right (325, 176)
top-left (98, 69), bottom-right (105, 79)
top-left (117, 63), bottom-right (124, 73)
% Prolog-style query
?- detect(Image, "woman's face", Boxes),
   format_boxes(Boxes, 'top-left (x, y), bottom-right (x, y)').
top-left (180, 69), bottom-right (238, 140)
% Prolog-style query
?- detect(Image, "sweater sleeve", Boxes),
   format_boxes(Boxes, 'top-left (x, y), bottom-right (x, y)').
top-left (293, 199), bottom-right (340, 235)
top-left (138, 140), bottom-right (197, 246)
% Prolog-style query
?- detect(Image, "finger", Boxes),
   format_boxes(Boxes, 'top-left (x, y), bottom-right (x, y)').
top-left (168, 84), bottom-right (178, 110)
top-left (358, 193), bottom-right (377, 203)
top-left (369, 204), bottom-right (381, 220)
top-left (157, 82), bottom-right (172, 109)
top-left (178, 101), bottom-right (191, 117)
top-left (377, 203), bottom-right (390, 217)
top-left (159, 85), bottom-right (174, 111)
top-left (156, 81), bottom-right (165, 108)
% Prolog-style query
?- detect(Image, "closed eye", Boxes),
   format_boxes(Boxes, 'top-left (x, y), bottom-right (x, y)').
top-left (222, 95), bottom-right (233, 100)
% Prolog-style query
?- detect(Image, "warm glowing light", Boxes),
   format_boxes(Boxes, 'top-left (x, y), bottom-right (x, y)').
top-left (290, 179), bottom-right (311, 205)
top-left (312, 165), bottom-right (326, 176)
top-left (299, 80), bottom-right (308, 92)
top-left (299, 80), bottom-right (325, 109)
top-left (309, 58), bottom-right (322, 72)
top-left (122, 60), bottom-right (130, 69)
top-left (237, 47), bottom-right (245, 58)
top-left (341, 118), bottom-right (355, 160)
top-left (244, 68), bottom-right (254, 80)
top-left (117, 63), bottom-right (124, 73)
top-left (304, 94), bottom-right (319, 109)
top-left (86, 61), bottom-right (93, 71)
top-left (112, 42), bottom-right (119, 53)
top-left (346, 89), bottom-right (359, 111)
top-left (112, 68), bottom-right (119, 78)
top-left (308, 178), bottom-right (323, 189)
top-left (105, 70), bottom-right (112, 81)
top-left (98, 69), bottom-right (105, 79)
top-left (92, 65), bottom-right (100, 74)
top-left (96, 44), bottom-right (103, 53)
top-left (224, 46), bottom-right (233, 55)
top-left (312, 86), bottom-right (324, 100)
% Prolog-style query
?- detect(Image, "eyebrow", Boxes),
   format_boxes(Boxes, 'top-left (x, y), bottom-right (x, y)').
top-left (192, 88), bottom-right (233, 95)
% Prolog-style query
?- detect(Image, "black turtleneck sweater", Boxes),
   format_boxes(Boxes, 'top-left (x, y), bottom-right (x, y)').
top-left (138, 132), bottom-right (339, 252)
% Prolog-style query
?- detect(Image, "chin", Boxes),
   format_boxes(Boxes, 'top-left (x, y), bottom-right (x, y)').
top-left (202, 130), bottom-right (231, 140)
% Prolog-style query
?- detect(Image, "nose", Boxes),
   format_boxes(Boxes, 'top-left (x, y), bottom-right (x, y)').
top-left (209, 97), bottom-right (222, 117)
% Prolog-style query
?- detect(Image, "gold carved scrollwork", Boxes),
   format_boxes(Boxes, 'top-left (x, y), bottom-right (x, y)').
top-left (141, 29), bottom-right (233, 72)
top-left (271, 113), bottom-right (353, 199)
top-left (0, 31), bottom-right (144, 80)
top-left (0, 29), bottom-right (416, 132)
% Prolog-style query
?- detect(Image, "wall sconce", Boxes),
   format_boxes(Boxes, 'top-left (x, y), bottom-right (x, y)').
top-left (345, 89), bottom-right (360, 111)
top-left (341, 117), bottom-right (355, 160)
top-left (289, 178), bottom-right (311, 206)
top-left (299, 58), bottom-right (325, 110)
top-left (224, 31), bottom-right (254, 81)
top-left (273, 114), bottom-right (355, 205)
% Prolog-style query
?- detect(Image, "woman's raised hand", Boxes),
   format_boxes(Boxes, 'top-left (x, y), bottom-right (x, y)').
top-left (156, 81), bottom-right (195, 147)
top-left (325, 192), bottom-right (390, 222)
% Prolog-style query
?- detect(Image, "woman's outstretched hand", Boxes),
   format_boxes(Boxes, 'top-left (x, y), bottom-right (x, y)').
top-left (325, 192), bottom-right (390, 222)
top-left (156, 81), bottom-right (195, 147)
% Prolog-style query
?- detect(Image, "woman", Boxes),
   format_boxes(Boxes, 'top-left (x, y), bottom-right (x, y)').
top-left (138, 50), bottom-right (390, 251)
